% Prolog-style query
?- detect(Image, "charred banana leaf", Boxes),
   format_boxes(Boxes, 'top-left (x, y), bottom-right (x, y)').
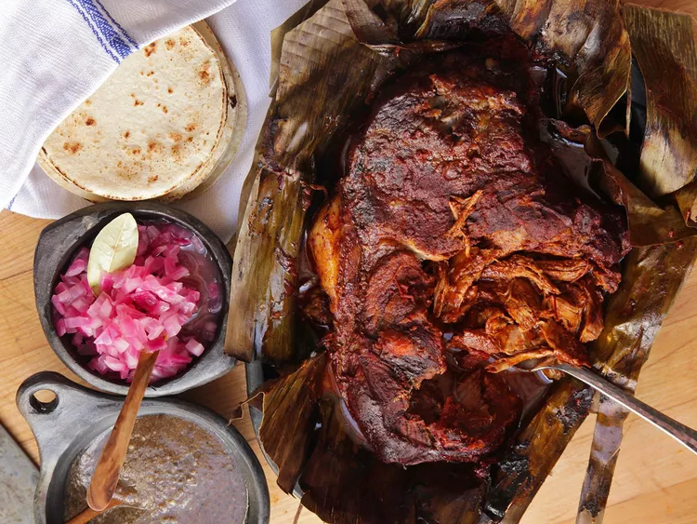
top-left (576, 239), bottom-right (697, 524)
top-left (230, 0), bottom-right (697, 523)
top-left (624, 5), bottom-right (697, 199)
top-left (259, 354), bottom-right (327, 492)
top-left (576, 7), bottom-right (697, 523)
top-left (260, 354), bottom-right (488, 524)
top-left (584, 132), bottom-right (695, 247)
top-left (226, 0), bottom-right (395, 364)
top-left (367, 0), bottom-right (631, 133)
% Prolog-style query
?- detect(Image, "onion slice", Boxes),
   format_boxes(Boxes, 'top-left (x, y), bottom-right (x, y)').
top-left (52, 222), bottom-right (212, 383)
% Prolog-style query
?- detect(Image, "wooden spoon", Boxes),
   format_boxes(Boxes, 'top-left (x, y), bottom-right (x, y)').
top-left (86, 350), bottom-right (158, 511)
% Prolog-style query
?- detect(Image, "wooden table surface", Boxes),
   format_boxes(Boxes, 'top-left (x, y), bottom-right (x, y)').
top-left (3, 215), bottom-right (697, 524)
top-left (2, 2), bottom-right (697, 523)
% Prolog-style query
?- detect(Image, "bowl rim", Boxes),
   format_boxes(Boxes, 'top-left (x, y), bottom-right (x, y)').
top-left (34, 201), bottom-right (235, 397)
top-left (17, 371), bottom-right (270, 524)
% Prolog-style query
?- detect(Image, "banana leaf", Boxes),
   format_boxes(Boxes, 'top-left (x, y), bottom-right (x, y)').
top-left (575, 238), bottom-right (697, 524)
top-left (576, 6), bottom-right (697, 523)
top-left (227, 0), bottom-right (697, 522)
top-left (623, 5), bottom-right (697, 199)
top-left (546, 121), bottom-right (695, 246)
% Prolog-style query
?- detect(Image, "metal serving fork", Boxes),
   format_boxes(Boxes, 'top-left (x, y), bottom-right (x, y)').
top-left (517, 360), bottom-right (697, 455)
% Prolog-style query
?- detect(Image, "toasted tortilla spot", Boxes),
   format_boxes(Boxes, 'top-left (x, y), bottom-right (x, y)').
top-left (144, 42), bottom-right (157, 57)
top-left (199, 61), bottom-right (211, 84)
top-left (148, 142), bottom-right (162, 153)
top-left (165, 39), bottom-right (176, 50)
top-left (85, 117), bottom-right (95, 126)
top-left (63, 142), bottom-right (81, 154)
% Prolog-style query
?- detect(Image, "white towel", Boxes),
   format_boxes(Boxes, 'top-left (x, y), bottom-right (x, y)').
top-left (1, 0), bottom-right (310, 241)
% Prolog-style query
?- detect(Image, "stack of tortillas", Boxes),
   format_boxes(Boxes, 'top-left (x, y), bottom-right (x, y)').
top-left (38, 22), bottom-right (245, 202)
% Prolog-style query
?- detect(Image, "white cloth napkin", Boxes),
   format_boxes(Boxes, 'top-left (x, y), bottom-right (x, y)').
top-left (1, 0), bottom-right (309, 241)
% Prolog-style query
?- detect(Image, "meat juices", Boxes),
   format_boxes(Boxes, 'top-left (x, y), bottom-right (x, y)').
top-left (308, 46), bottom-right (630, 466)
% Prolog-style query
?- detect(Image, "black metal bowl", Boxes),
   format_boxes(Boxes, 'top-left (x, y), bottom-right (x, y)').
top-left (17, 372), bottom-right (270, 524)
top-left (34, 202), bottom-right (235, 397)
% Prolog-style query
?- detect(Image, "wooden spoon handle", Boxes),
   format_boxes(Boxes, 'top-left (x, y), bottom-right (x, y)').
top-left (66, 498), bottom-right (122, 524)
top-left (86, 350), bottom-right (158, 511)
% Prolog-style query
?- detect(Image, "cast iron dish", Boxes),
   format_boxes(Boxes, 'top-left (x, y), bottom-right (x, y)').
top-left (17, 371), bottom-right (270, 524)
top-left (34, 202), bottom-right (235, 397)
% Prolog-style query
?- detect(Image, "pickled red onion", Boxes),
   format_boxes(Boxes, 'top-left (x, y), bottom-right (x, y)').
top-left (52, 223), bottom-right (212, 383)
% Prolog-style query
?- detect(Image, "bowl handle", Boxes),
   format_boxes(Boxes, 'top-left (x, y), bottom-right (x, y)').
top-left (16, 372), bottom-right (118, 468)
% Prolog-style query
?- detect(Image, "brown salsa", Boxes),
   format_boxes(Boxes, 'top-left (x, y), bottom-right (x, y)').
top-left (64, 414), bottom-right (248, 523)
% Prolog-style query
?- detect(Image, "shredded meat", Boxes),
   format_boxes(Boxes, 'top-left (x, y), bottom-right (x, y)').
top-left (308, 47), bottom-right (630, 466)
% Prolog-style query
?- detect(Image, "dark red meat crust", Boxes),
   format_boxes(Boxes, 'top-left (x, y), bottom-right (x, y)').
top-left (308, 45), bottom-right (630, 466)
